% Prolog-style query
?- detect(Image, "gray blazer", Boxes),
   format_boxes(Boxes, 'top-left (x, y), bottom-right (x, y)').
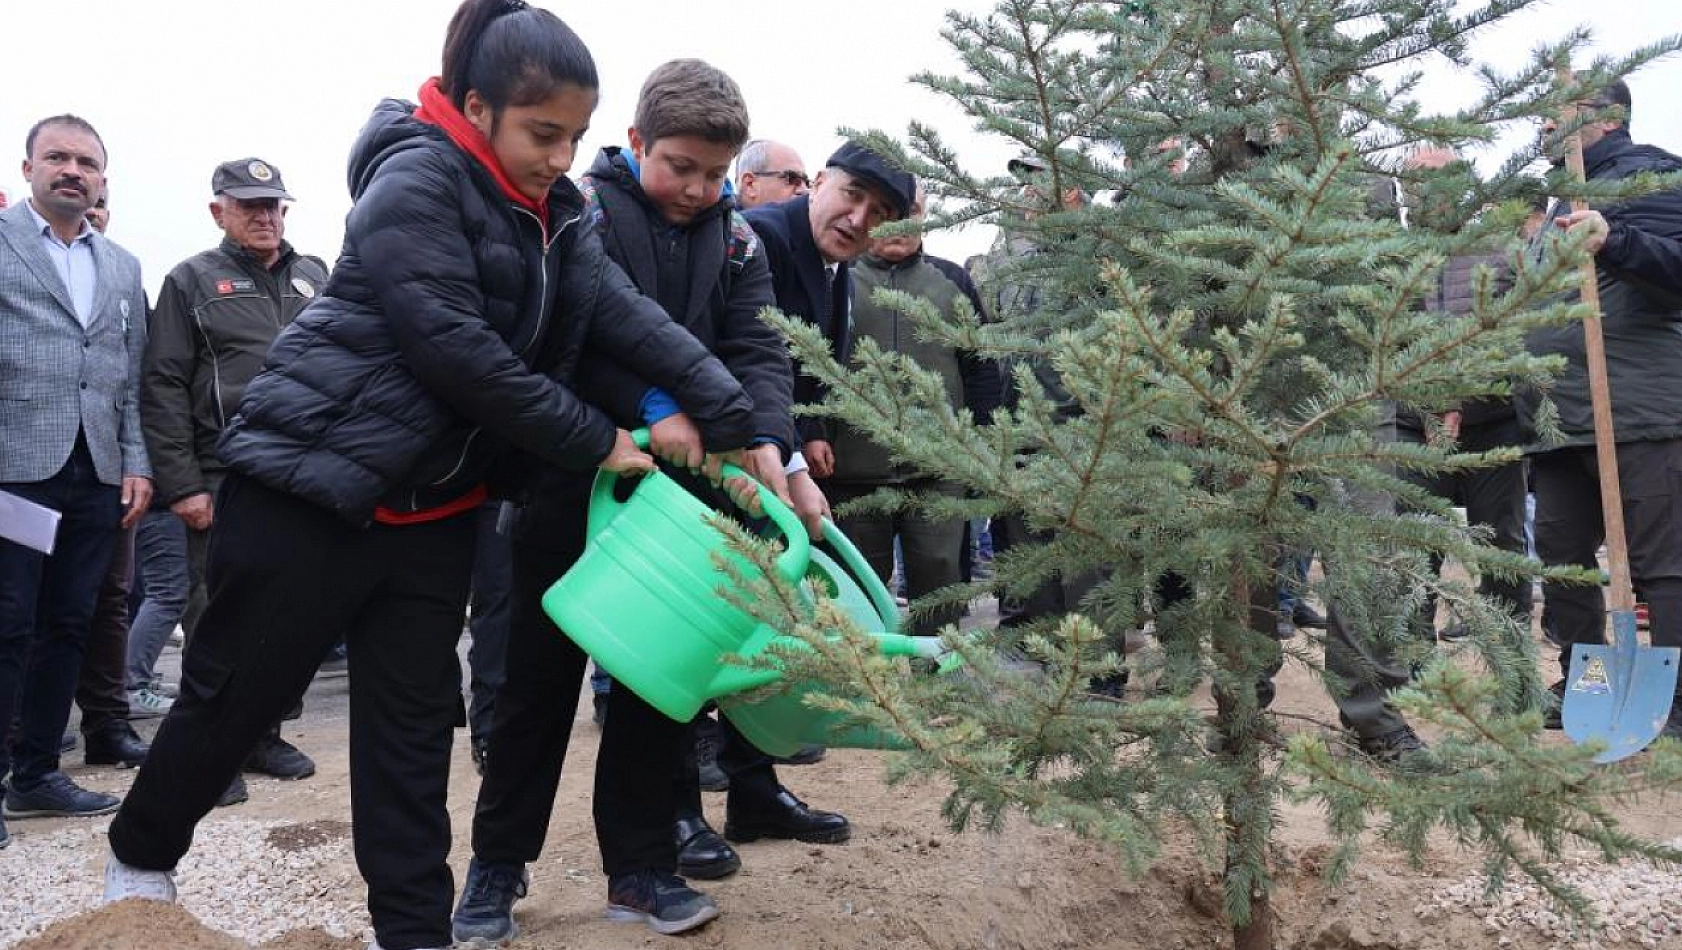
top-left (0, 201), bottom-right (150, 485)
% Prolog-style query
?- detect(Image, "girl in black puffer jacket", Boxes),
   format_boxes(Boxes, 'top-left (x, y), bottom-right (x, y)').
top-left (106, 3), bottom-right (753, 947)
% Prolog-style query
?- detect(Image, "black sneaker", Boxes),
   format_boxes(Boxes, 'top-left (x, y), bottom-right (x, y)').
top-left (452, 858), bottom-right (529, 947)
top-left (605, 870), bottom-right (719, 935)
top-left (244, 734), bottom-right (316, 780)
top-left (3, 771), bottom-right (120, 818)
top-left (1353, 726), bottom-right (1428, 766)
top-left (592, 693), bottom-right (607, 728)
top-left (216, 775), bottom-right (249, 808)
top-left (1543, 679), bottom-right (1566, 730)
top-left (696, 732), bottom-right (728, 792)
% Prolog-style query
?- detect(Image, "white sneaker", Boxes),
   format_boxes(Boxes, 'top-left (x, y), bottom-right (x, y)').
top-left (127, 687), bottom-right (174, 719)
top-left (103, 852), bottom-right (177, 903)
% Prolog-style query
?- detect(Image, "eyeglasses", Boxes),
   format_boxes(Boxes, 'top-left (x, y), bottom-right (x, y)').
top-left (752, 169), bottom-right (810, 189)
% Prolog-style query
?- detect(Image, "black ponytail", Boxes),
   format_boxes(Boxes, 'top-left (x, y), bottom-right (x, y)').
top-left (440, 0), bottom-right (598, 113)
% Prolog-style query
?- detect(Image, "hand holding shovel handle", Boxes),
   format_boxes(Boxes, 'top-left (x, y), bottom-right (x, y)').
top-left (1558, 70), bottom-right (1634, 613)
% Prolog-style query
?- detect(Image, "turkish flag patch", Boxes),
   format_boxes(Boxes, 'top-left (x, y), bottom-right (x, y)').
top-left (217, 280), bottom-right (235, 294)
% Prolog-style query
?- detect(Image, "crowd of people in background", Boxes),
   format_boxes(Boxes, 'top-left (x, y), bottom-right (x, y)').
top-left (2, 0), bottom-right (1681, 948)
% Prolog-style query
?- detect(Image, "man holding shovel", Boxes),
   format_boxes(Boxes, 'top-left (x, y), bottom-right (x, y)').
top-left (1522, 77), bottom-right (1682, 738)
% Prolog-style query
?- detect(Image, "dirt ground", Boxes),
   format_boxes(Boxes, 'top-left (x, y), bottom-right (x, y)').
top-left (7, 595), bottom-right (1681, 950)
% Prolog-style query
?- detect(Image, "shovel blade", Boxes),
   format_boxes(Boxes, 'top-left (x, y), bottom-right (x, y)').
top-left (1562, 610), bottom-right (1680, 763)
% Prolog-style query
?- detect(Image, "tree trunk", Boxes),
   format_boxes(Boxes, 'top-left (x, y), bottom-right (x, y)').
top-left (1212, 574), bottom-right (1279, 950)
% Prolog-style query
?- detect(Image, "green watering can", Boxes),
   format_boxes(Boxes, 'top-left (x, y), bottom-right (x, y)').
top-left (542, 439), bottom-right (811, 722)
top-left (542, 433), bottom-right (950, 725)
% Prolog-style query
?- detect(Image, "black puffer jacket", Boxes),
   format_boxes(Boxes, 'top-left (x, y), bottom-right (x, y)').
top-left (219, 99), bottom-right (754, 524)
top-left (1518, 129), bottom-right (1682, 449)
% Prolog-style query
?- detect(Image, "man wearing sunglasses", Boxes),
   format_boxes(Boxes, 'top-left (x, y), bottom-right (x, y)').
top-left (734, 139), bottom-right (810, 210)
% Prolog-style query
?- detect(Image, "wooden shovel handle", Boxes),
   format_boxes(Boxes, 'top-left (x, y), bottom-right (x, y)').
top-left (1559, 70), bottom-right (1636, 612)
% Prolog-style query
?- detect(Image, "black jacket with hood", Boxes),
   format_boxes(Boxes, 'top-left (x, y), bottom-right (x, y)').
top-left (218, 99), bottom-right (754, 524)
top-left (1517, 128), bottom-right (1682, 450)
top-left (573, 147), bottom-right (794, 450)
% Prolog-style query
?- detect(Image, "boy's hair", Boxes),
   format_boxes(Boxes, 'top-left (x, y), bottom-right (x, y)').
top-left (633, 59), bottom-right (750, 151)
top-left (440, 0), bottom-right (597, 113)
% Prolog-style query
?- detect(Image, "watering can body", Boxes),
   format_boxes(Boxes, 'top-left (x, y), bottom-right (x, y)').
top-left (541, 457), bottom-right (808, 722)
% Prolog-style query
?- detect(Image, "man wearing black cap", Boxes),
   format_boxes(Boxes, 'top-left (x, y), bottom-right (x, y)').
top-left (685, 141), bottom-right (915, 848)
top-left (140, 158), bottom-right (328, 789)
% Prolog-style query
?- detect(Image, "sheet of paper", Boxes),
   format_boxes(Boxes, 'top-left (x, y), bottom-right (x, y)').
top-left (0, 490), bottom-right (61, 555)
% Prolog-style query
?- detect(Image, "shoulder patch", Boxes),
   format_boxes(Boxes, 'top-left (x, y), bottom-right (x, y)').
top-left (577, 176), bottom-right (608, 232)
top-left (726, 210), bottom-right (759, 270)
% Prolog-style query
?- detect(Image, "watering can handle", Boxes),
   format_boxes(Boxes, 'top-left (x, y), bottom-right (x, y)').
top-left (821, 518), bottom-right (902, 633)
top-left (587, 429), bottom-right (811, 588)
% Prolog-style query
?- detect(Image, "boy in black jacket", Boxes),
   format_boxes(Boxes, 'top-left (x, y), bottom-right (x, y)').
top-left (456, 59), bottom-right (844, 943)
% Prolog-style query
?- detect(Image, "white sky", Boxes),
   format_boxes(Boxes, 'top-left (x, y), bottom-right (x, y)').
top-left (1, 0), bottom-right (1678, 295)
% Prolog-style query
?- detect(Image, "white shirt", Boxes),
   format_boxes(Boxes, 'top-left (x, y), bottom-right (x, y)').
top-left (25, 199), bottom-right (98, 328)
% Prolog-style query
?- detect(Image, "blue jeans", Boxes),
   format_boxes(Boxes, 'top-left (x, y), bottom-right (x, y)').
top-left (0, 440), bottom-right (121, 787)
top-left (127, 508), bottom-right (190, 689)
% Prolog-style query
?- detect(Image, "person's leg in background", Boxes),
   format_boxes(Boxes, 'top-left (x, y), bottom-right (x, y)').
top-left (77, 520), bottom-right (149, 767)
top-left (897, 480), bottom-right (966, 637)
top-left (1530, 448), bottom-right (1604, 693)
top-left (126, 508), bottom-right (189, 707)
top-left (1607, 439), bottom-right (1682, 736)
top-left (1, 440), bottom-right (123, 818)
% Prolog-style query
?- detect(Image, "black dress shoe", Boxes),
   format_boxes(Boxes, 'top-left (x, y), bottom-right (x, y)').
top-left (675, 815), bottom-right (740, 880)
top-left (1291, 602), bottom-right (1328, 628)
top-left (724, 788), bottom-right (850, 844)
top-left (84, 721), bottom-right (149, 768)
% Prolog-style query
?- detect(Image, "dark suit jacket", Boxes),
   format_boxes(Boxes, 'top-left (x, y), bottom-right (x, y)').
top-left (744, 195), bottom-right (852, 445)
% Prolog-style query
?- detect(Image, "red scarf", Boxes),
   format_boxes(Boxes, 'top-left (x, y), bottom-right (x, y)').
top-left (413, 77), bottom-right (549, 230)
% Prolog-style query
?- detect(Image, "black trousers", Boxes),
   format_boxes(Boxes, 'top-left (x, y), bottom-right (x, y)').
top-left (1402, 420), bottom-right (1530, 619)
top-left (109, 474), bottom-right (473, 950)
top-left (466, 503), bottom-right (513, 744)
top-left (77, 519), bottom-right (136, 734)
top-left (825, 479), bottom-right (965, 636)
top-left (674, 713), bottom-right (784, 820)
top-left (1532, 440), bottom-right (1682, 685)
top-left (0, 437), bottom-right (120, 787)
top-left (470, 500), bottom-right (688, 878)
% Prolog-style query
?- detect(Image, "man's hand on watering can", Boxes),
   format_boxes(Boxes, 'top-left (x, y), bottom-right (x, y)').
top-left (602, 429), bottom-right (658, 475)
top-left (787, 469), bottom-right (831, 539)
top-left (804, 439), bottom-right (835, 478)
top-left (649, 412), bottom-right (706, 470)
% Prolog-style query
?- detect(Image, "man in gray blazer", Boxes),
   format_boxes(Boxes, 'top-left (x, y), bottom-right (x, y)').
top-left (0, 114), bottom-right (151, 847)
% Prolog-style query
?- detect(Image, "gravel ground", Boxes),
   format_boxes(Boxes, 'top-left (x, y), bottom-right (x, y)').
top-left (0, 817), bottom-right (368, 948)
top-left (1419, 838), bottom-right (1682, 948)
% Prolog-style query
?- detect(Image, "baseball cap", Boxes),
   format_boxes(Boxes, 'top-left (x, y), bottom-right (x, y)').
top-left (212, 158), bottom-right (294, 201)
